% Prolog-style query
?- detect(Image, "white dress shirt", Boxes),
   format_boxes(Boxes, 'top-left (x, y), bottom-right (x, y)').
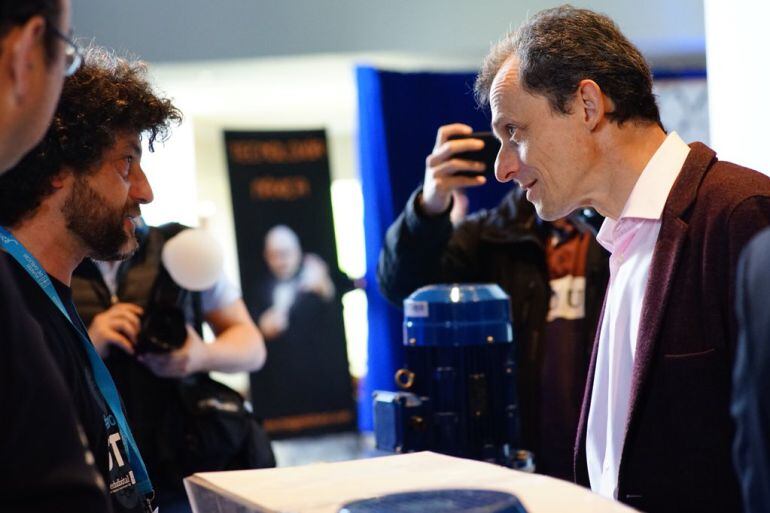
top-left (586, 132), bottom-right (691, 499)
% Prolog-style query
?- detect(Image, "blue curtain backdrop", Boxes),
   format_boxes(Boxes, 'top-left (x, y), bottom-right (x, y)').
top-left (356, 66), bottom-right (511, 430)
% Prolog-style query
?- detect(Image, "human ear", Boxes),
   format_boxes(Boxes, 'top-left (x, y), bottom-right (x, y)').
top-left (576, 79), bottom-right (607, 131)
top-left (50, 168), bottom-right (73, 190)
top-left (9, 16), bottom-right (47, 103)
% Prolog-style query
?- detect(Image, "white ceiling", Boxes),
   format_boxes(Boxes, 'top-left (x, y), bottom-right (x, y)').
top-left (72, 0), bottom-right (706, 66)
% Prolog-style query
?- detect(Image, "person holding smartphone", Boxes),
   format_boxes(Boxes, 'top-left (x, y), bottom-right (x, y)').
top-left (377, 122), bottom-right (609, 481)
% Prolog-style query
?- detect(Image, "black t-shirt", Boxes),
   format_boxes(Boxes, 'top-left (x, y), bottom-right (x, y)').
top-left (0, 254), bottom-right (110, 512)
top-left (4, 253), bottom-right (150, 513)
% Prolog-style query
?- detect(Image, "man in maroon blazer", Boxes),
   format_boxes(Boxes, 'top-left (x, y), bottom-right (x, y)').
top-left (473, 6), bottom-right (770, 513)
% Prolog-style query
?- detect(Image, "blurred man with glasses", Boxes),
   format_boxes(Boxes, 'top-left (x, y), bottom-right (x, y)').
top-left (49, 25), bottom-right (83, 75)
top-left (0, 1), bottom-right (109, 512)
top-left (0, 0), bottom-right (81, 169)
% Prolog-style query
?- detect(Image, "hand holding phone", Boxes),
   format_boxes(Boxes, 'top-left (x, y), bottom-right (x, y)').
top-left (447, 132), bottom-right (501, 177)
top-left (422, 124), bottom-right (496, 216)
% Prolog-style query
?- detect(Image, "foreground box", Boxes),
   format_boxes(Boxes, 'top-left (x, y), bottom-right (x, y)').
top-left (184, 451), bottom-right (637, 513)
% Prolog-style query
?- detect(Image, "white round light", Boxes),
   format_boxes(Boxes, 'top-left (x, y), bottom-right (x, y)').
top-left (161, 228), bottom-right (224, 291)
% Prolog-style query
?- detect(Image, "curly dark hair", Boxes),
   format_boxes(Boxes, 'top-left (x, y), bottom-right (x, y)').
top-left (0, 0), bottom-right (62, 62)
top-left (0, 45), bottom-right (182, 227)
top-left (475, 5), bottom-right (661, 128)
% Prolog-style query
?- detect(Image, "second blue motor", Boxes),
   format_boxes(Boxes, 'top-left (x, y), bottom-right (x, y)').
top-left (374, 284), bottom-right (525, 467)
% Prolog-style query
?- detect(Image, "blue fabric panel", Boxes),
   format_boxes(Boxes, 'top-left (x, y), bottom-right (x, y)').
top-left (356, 66), bottom-right (510, 430)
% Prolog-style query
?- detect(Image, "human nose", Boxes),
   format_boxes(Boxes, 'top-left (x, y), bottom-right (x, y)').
top-left (495, 145), bottom-right (521, 183)
top-left (130, 166), bottom-right (154, 205)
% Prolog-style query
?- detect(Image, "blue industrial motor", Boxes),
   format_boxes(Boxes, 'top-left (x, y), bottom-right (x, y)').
top-left (374, 284), bottom-right (524, 466)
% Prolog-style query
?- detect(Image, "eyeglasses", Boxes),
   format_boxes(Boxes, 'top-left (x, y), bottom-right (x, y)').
top-left (47, 26), bottom-right (83, 77)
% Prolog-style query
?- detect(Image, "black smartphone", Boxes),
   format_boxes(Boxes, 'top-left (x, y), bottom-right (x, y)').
top-left (447, 132), bottom-right (501, 177)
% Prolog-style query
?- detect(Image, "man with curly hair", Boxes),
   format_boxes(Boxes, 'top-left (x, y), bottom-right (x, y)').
top-left (0, 45), bottom-right (181, 513)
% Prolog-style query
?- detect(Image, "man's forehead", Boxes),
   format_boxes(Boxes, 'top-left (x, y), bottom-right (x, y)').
top-left (266, 230), bottom-right (300, 251)
top-left (489, 57), bottom-right (522, 121)
top-left (110, 131), bottom-right (142, 153)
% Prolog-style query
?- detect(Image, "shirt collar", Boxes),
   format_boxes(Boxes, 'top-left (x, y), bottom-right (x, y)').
top-left (596, 132), bottom-right (690, 252)
top-left (619, 131), bottom-right (690, 221)
top-left (596, 217), bottom-right (617, 253)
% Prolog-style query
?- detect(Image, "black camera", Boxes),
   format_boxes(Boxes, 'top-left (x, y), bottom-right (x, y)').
top-left (135, 267), bottom-right (190, 354)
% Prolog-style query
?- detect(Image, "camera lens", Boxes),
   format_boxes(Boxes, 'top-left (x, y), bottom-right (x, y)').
top-left (136, 305), bottom-right (188, 354)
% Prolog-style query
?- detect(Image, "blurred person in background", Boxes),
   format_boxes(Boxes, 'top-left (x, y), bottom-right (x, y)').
top-left (250, 224), bottom-right (356, 435)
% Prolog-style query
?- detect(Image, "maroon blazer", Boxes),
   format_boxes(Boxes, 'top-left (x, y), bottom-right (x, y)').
top-left (574, 143), bottom-right (770, 513)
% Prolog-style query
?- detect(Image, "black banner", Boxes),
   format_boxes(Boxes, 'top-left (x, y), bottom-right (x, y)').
top-left (225, 129), bottom-right (355, 438)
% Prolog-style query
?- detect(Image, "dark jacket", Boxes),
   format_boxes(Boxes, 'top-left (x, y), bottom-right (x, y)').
top-left (378, 186), bottom-right (609, 462)
top-left (0, 256), bottom-right (111, 513)
top-left (733, 227), bottom-right (770, 513)
top-left (574, 143), bottom-right (770, 513)
top-left (71, 226), bottom-right (200, 493)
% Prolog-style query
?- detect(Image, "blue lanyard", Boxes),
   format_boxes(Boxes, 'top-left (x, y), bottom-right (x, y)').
top-left (0, 227), bottom-right (153, 498)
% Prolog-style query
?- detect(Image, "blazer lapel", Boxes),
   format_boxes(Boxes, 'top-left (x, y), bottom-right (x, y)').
top-left (624, 216), bottom-right (687, 434)
top-left (621, 142), bottom-right (717, 451)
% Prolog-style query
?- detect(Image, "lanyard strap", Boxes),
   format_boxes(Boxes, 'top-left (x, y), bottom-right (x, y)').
top-left (0, 227), bottom-right (153, 497)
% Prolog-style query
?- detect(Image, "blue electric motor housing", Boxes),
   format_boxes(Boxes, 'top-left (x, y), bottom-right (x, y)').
top-left (374, 284), bottom-right (523, 466)
top-left (403, 284), bottom-right (513, 347)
